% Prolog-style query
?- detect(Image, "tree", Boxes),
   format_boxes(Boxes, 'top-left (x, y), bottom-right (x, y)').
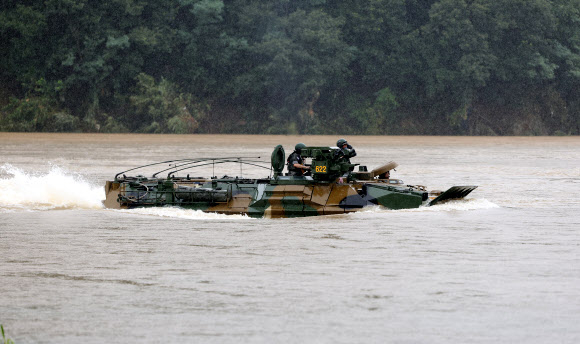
top-left (232, 8), bottom-right (354, 133)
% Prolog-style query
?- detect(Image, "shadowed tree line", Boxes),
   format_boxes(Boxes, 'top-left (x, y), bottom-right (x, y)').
top-left (1, 0), bottom-right (579, 135)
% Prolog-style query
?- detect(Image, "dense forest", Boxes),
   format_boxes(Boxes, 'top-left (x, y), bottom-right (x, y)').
top-left (1, 0), bottom-right (579, 135)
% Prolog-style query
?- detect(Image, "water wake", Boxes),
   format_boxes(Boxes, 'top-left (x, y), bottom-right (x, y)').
top-left (0, 164), bottom-right (104, 212)
top-left (116, 207), bottom-right (253, 220)
top-left (356, 198), bottom-right (498, 214)
top-left (411, 198), bottom-right (498, 212)
top-left (115, 199), bottom-right (495, 220)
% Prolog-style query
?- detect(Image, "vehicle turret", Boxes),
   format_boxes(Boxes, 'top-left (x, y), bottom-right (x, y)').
top-left (299, 146), bottom-right (357, 182)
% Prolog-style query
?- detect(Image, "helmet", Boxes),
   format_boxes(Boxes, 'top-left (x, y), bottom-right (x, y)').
top-left (295, 143), bottom-right (306, 152)
top-left (336, 138), bottom-right (347, 147)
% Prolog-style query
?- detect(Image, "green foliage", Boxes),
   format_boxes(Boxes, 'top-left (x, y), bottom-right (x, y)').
top-left (128, 73), bottom-right (203, 133)
top-left (2, 0), bottom-right (580, 134)
top-left (0, 97), bottom-right (79, 132)
top-left (101, 116), bottom-right (129, 133)
top-left (0, 78), bottom-right (79, 132)
top-left (233, 7), bottom-right (354, 132)
top-left (448, 104), bottom-right (469, 128)
top-left (1, 324), bottom-right (15, 344)
top-left (347, 88), bottom-right (399, 134)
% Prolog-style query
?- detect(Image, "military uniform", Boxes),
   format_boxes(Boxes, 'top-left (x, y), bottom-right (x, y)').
top-left (335, 138), bottom-right (357, 163)
top-left (287, 151), bottom-right (305, 176)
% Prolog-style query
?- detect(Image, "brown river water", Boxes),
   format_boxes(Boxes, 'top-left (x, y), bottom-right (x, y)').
top-left (1, 133), bottom-right (579, 343)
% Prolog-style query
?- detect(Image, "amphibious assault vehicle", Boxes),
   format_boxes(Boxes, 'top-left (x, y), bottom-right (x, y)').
top-left (103, 145), bottom-right (477, 218)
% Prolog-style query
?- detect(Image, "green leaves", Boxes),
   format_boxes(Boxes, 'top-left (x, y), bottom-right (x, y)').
top-left (2, 0), bottom-right (580, 134)
top-left (127, 73), bottom-right (203, 133)
top-left (232, 7), bottom-right (354, 132)
top-left (1, 324), bottom-right (15, 344)
top-left (106, 35), bottom-right (130, 49)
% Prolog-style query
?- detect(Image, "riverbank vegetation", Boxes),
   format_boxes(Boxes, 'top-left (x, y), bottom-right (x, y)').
top-left (1, 0), bottom-right (579, 135)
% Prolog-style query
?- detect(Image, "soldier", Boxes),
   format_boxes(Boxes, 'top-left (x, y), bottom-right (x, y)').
top-left (378, 170), bottom-right (390, 179)
top-left (287, 143), bottom-right (310, 176)
top-left (334, 138), bottom-right (357, 183)
top-left (335, 138), bottom-right (357, 163)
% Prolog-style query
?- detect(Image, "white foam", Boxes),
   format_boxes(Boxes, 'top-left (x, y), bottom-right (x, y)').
top-left (0, 164), bottom-right (104, 212)
top-left (116, 207), bottom-right (253, 220)
top-left (118, 198), bottom-right (497, 219)
top-left (355, 198), bottom-right (499, 214)
top-left (408, 198), bottom-right (499, 212)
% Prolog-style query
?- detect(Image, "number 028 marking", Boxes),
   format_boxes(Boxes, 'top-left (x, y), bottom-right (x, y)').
top-left (315, 166), bottom-right (327, 173)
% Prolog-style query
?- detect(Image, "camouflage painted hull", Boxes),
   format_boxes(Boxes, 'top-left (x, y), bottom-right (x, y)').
top-left (103, 175), bottom-right (477, 218)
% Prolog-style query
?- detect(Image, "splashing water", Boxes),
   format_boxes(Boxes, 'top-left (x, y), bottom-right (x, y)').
top-left (0, 164), bottom-right (104, 212)
top-left (117, 199), bottom-right (493, 221)
top-left (117, 207), bottom-right (254, 220)
top-left (0, 163), bottom-right (492, 216)
top-left (413, 198), bottom-right (499, 212)
top-left (354, 198), bottom-right (498, 214)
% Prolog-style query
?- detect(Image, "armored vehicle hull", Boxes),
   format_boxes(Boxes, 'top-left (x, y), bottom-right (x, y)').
top-left (103, 145), bottom-right (477, 218)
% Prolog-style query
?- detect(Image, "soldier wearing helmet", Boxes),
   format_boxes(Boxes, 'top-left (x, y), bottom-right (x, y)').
top-left (287, 143), bottom-right (310, 176)
top-left (335, 138), bottom-right (357, 163)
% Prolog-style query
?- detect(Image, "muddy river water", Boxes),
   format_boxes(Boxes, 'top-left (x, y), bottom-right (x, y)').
top-left (1, 133), bottom-right (579, 343)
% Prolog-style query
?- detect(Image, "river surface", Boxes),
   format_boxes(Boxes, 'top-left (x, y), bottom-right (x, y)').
top-left (1, 133), bottom-right (579, 343)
